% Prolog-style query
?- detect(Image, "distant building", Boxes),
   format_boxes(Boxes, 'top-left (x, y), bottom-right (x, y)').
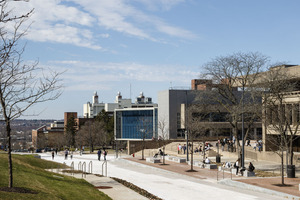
top-left (158, 79), bottom-right (261, 140)
top-left (83, 92), bottom-right (157, 118)
top-left (115, 107), bottom-right (158, 140)
top-left (32, 121), bottom-right (64, 149)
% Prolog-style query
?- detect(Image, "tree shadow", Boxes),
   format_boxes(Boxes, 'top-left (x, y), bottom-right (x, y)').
top-left (272, 184), bottom-right (293, 187)
top-left (185, 169), bottom-right (198, 172)
top-left (0, 187), bottom-right (38, 194)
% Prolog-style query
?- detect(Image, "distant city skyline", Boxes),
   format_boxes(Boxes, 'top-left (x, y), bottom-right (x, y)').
top-left (8, 0), bottom-right (300, 119)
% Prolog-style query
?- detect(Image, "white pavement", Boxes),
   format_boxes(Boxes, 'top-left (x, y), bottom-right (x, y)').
top-left (39, 152), bottom-right (286, 200)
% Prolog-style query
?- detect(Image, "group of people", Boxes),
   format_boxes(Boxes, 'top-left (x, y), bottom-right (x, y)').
top-left (218, 138), bottom-right (235, 152)
top-left (97, 149), bottom-right (107, 161)
top-left (233, 159), bottom-right (255, 175)
top-left (178, 143), bottom-right (212, 155)
top-left (177, 143), bottom-right (189, 154)
top-left (253, 140), bottom-right (263, 152)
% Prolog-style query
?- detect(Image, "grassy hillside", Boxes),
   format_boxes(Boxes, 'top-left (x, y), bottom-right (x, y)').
top-left (0, 152), bottom-right (111, 200)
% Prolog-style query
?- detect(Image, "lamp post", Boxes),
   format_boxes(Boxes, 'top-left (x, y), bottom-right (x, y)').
top-left (241, 84), bottom-right (245, 170)
top-left (185, 90), bottom-right (189, 162)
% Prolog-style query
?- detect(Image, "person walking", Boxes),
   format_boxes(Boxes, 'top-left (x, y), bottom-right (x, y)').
top-left (52, 151), bottom-right (54, 160)
top-left (70, 151), bottom-right (73, 159)
top-left (64, 149), bottom-right (68, 160)
top-left (97, 149), bottom-right (102, 161)
top-left (178, 144), bottom-right (182, 154)
top-left (103, 150), bottom-right (107, 160)
top-left (183, 144), bottom-right (187, 154)
top-left (234, 159), bottom-right (239, 175)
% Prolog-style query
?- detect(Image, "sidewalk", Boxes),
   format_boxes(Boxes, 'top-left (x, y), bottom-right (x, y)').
top-left (52, 169), bottom-right (148, 200)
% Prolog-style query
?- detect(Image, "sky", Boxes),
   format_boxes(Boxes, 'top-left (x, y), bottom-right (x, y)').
top-left (7, 0), bottom-right (300, 119)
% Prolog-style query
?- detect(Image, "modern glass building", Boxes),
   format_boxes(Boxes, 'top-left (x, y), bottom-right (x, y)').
top-left (115, 108), bottom-right (158, 140)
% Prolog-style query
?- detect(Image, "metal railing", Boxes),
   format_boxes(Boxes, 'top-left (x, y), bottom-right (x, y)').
top-left (70, 161), bottom-right (74, 176)
top-left (88, 161), bottom-right (93, 174)
top-left (82, 162), bottom-right (86, 178)
top-left (78, 161), bottom-right (82, 171)
top-left (102, 161), bottom-right (107, 177)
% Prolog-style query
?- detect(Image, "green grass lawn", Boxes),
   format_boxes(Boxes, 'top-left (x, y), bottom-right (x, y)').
top-left (0, 152), bottom-right (111, 200)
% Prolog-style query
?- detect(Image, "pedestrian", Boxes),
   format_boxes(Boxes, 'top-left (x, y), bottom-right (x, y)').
top-left (234, 159), bottom-right (239, 175)
top-left (247, 139), bottom-right (251, 146)
top-left (70, 150), bottom-right (73, 159)
top-left (64, 149), bottom-right (68, 160)
top-left (178, 144), bottom-right (182, 154)
top-left (97, 149), bottom-right (102, 161)
top-left (248, 162), bottom-right (255, 172)
top-left (52, 151), bottom-right (54, 160)
top-left (104, 150), bottom-right (107, 160)
top-left (55, 148), bottom-right (58, 155)
top-left (183, 144), bottom-right (186, 154)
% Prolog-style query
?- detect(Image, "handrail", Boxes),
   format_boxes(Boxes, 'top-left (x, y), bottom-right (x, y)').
top-left (78, 161), bottom-right (82, 171)
top-left (70, 161), bottom-right (74, 176)
top-left (88, 161), bottom-right (92, 174)
top-left (102, 161), bottom-right (107, 177)
top-left (82, 162), bottom-right (86, 178)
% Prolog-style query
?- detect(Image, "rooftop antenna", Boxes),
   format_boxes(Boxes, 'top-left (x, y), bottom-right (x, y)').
top-left (130, 83), bottom-right (132, 100)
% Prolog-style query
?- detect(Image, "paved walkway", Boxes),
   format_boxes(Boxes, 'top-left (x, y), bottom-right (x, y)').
top-left (40, 152), bottom-right (299, 200)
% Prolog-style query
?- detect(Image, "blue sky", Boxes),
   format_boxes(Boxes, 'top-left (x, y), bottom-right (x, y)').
top-left (10, 0), bottom-right (300, 119)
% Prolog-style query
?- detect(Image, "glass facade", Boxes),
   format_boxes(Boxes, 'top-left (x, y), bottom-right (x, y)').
top-left (115, 108), bottom-right (158, 140)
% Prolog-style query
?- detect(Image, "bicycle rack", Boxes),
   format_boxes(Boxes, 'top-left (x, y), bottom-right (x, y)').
top-left (82, 162), bottom-right (86, 178)
top-left (102, 161), bottom-right (107, 177)
top-left (78, 161), bottom-right (82, 171)
top-left (88, 161), bottom-right (93, 174)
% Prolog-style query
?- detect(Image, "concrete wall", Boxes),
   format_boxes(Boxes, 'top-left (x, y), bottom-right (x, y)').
top-left (127, 140), bottom-right (172, 155)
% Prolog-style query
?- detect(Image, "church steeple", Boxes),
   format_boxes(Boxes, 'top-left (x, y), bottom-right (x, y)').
top-left (93, 91), bottom-right (99, 104)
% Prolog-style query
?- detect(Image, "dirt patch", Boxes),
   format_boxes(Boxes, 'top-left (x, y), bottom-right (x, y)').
top-left (95, 186), bottom-right (113, 189)
top-left (0, 187), bottom-right (38, 194)
top-left (112, 177), bottom-right (163, 200)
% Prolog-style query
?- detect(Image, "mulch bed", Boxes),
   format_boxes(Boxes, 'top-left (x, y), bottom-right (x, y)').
top-left (111, 177), bottom-right (163, 200)
top-left (0, 187), bottom-right (38, 194)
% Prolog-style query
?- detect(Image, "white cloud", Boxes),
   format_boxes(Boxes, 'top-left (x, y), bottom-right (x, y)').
top-left (49, 60), bottom-right (199, 91)
top-left (138, 0), bottom-right (186, 11)
top-left (6, 0), bottom-right (196, 49)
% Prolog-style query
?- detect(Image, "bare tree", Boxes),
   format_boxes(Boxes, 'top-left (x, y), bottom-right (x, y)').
top-left (202, 52), bottom-right (268, 165)
top-left (0, 1), bottom-right (63, 188)
top-left (138, 117), bottom-right (153, 160)
top-left (76, 120), bottom-right (107, 152)
top-left (158, 116), bottom-right (169, 165)
top-left (186, 104), bottom-right (212, 171)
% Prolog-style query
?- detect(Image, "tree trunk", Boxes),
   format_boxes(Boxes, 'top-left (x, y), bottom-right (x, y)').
top-left (281, 135), bottom-right (285, 185)
top-left (190, 141), bottom-right (194, 171)
top-left (6, 120), bottom-right (13, 188)
top-left (163, 146), bottom-right (165, 165)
